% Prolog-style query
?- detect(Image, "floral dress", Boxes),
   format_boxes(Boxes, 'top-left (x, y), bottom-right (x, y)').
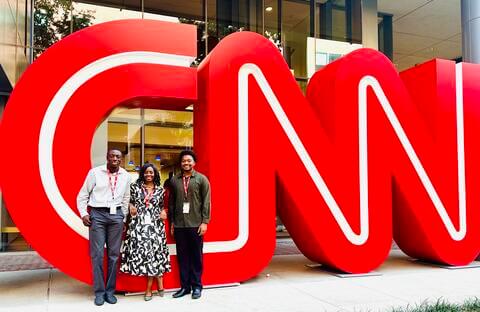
top-left (120, 182), bottom-right (171, 276)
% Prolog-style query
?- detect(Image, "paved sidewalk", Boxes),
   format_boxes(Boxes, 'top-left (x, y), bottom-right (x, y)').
top-left (1, 248), bottom-right (480, 312)
top-left (0, 251), bottom-right (52, 272)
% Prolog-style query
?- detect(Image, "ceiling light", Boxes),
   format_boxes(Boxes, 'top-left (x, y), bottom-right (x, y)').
top-left (265, 6), bottom-right (273, 12)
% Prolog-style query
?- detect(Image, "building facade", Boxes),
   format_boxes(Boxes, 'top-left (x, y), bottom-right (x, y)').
top-left (0, 0), bottom-right (476, 260)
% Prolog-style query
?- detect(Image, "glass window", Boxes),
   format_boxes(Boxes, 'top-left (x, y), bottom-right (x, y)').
top-left (0, 0), bottom-right (32, 252)
top-left (105, 108), bottom-right (193, 183)
top-left (144, 0), bottom-right (202, 20)
top-left (208, 0), bottom-right (252, 55)
top-left (1, 92), bottom-right (31, 251)
top-left (378, 13), bottom-right (392, 60)
top-left (142, 0), bottom-right (205, 65)
top-left (0, 44), bottom-right (17, 83)
top-left (0, 202), bottom-right (32, 251)
top-left (107, 108), bottom-right (142, 176)
top-left (144, 109), bottom-right (193, 182)
top-left (0, 0), bottom-right (31, 84)
top-left (315, 0), bottom-right (361, 43)
top-left (17, 0), bottom-right (27, 47)
top-left (16, 46), bottom-right (28, 82)
top-left (33, 0), bottom-right (74, 58)
top-left (282, 0), bottom-right (310, 79)
top-left (0, 0), bottom-right (18, 45)
top-left (207, 0), bottom-right (218, 53)
top-left (264, 0), bottom-right (280, 49)
top-left (72, 1), bottom-right (140, 26)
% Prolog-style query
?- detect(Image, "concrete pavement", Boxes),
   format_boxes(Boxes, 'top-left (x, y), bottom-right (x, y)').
top-left (1, 248), bottom-right (480, 312)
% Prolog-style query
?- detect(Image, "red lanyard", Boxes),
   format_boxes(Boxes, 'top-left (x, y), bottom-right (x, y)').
top-left (182, 175), bottom-right (191, 198)
top-left (143, 185), bottom-right (155, 207)
top-left (108, 171), bottom-right (118, 201)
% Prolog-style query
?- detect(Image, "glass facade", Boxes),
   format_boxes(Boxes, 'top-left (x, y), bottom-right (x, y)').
top-left (0, 0), bottom-right (31, 85)
top-left (0, 0), bottom-right (397, 254)
top-left (1, 0), bottom-right (31, 251)
top-left (377, 12), bottom-right (392, 60)
top-left (105, 108), bottom-right (193, 183)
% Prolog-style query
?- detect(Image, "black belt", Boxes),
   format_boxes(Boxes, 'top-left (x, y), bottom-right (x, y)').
top-left (91, 206), bottom-right (122, 210)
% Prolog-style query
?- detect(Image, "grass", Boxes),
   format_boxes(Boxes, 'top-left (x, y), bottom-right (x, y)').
top-left (391, 298), bottom-right (480, 312)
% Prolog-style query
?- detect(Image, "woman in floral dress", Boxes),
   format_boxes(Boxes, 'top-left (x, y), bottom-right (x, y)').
top-left (121, 164), bottom-right (171, 300)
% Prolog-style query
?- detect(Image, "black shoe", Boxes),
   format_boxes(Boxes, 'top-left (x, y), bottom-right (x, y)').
top-left (192, 288), bottom-right (202, 299)
top-left (172, 288), bottom-right (191, 298)
top-left (104, 294), bottom-right (117, 304)
top-left (94, 295), bottom-right (105, 306)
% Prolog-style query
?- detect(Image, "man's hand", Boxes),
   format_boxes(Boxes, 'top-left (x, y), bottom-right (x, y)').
top-left (129, 204), bottom-right (137, 217)
top-left (170, 224), bottom-right (174, 237)
top-left (159, 210), bottom-right (167, 220)
top-left (198, 223), bottom-right (208, 236)
top-left (81, 215), bottom-right (91, 227)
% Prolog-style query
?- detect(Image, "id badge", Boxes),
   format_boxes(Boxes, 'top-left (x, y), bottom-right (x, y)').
top-left (183, 202), bottom-right (190, 214)
top-left (144, 214), bottom-right (152, 225)
top-left (109, 204), bottom-right (116, 215)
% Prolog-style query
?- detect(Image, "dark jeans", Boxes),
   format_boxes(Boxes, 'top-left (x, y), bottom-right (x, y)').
top-left (174, 227), bottom-right (204, 291)
top-left (89, 207), bottom-right (123, 297)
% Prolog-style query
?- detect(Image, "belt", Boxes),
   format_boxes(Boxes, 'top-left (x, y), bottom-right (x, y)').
top-left (91, 206), bottom-right (122, 210)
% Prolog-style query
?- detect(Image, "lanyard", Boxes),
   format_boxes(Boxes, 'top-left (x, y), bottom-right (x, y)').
top-left (143, 185), bottom-right (155, 207)
top-left (182, 175), bottom-right (191, 199)
top-left (108, 171), bottom-right (118, 201)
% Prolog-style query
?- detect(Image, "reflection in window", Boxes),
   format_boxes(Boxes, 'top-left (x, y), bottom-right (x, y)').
top-left (72, 1), bottom-right (141, 26)
top-left (142, 0), bottom-right (205, 64)
top-left (264, 0), bottom-right (281, 51)
top-left (282, 0), bottom-right (310, 79)
top-left (315, 0), bottom-right (361, 44)
top-left (144, 0), bottom-right (202, 20)
top-left (107, 108), bottom-right (193, 183)
top-left (378, 13), bottom-right (393, 60)
top-left (208, 0), bottom-right (253, 54)
top-left (107, 108), bottom-right (142, 175)
top-left (33, 0), bottom-right (95, 58)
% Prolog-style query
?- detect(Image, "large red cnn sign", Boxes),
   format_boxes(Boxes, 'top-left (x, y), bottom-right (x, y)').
top-left (1, 20), bottom-right (480, 292)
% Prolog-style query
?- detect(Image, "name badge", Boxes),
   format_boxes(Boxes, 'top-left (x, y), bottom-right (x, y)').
top-left (183, 202), bottom-right (190, 214)
top-left (109, 204), bottom-right (117, 215)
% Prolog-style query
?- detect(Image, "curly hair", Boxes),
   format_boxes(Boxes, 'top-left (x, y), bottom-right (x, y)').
top-left (136, 163), bottom-right (161, 186)
top-left (179, 149), bottom-right (197, 162)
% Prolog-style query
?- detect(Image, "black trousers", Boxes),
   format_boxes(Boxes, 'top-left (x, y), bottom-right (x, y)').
top-left (174, 227), bottom-right (204, 290)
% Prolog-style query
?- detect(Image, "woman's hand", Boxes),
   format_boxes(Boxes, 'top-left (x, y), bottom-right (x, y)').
top-left (129, 203), bottom-right (137, 217)
top-left (159, 210), bottom-right (167, 220)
